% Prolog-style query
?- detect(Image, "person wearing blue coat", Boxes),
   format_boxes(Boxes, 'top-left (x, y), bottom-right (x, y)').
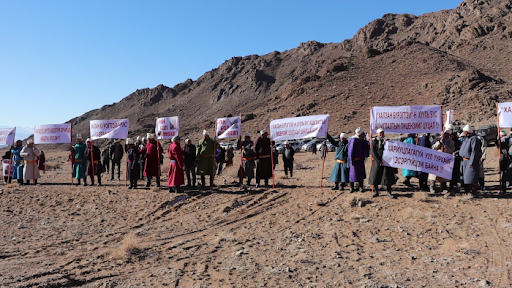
top-left (10, 140), bottom-right (24, 184)
top-left (327, 132), bottom-right (350, 191)
top-left (402, 134), bottom-right (417, 187)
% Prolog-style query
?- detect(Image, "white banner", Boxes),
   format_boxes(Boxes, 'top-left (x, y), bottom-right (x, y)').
top-left (216, 116), bottom-right (241, 139)
top-left (34, 124), bottom-right (72, 144)
top-left (371, 105), bottom-right (442, 134)
top-left (90, 119), bottom-right (130, 140)
top-left (382, 140), bottom-right (454, 179)
top-left (156, 117), bottom-right (179, 140)
top-left (270, 114), bottom-right (329, 141)
top-left (445, 110), bottom-right (454, 127)
top-left (498, 102), bottom-right (512, 128)
top-left (2, 159), bottom-right (13, 177)
top-left (0, 127), bottom-right (15, 146)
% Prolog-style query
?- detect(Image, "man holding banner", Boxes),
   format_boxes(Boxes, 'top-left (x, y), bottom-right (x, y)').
top-left (20, 139), bottom-right (40, 185)
top-left (196, 130), bottom-right (216, 188)
top-left (72, 134), bottom-right (88, 186)
top-left (11, 140), bottom-right (24, 184)
top-left (327, 132), bottom-right (349, 191)
top-left (254, 129), bottom-right (272, 188)
top-left (368, 129), bottom-right (397, 199)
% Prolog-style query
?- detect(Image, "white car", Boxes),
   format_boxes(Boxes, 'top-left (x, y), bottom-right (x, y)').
top-left (276, 141), bottom-right (302, 153)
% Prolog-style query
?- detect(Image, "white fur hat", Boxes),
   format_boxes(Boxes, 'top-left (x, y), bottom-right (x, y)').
top-left (147, 133), bottom-right (155, 139)
top-left (126, 138), bottom-right (134, 145)
top-left (340, 133), bottom-right (348, 139)
top-left (445, 124), bottom-right (454, 130)
top-left (260, 129), bottom-right (267, 134)
top-left (284, 140), bottom-right (289, 145)
top-left (501, 131), bottom-right (507, 136)
top-left (85, 138), bottom-right (92, 143)
top-left (463, 125), bottom-right (471, 132)
top-left (172, 135), bottom-right (180, 142)
top-left (136, 136), bottom-right (141, 141)
top-left (27, 139), bottom-right (33, 144)
top-left (76, 134), bottom-right (82, 140)
top-left (444, 129), bottom-right (453, 134)
top-left (203, 130), bottom-right (209, 136)
top-left (355, 127), bottom-right (364, 136)
top-left (185, 138), bottom-right (190, 143)
top-left (376, 128), bottom-right (384, 134)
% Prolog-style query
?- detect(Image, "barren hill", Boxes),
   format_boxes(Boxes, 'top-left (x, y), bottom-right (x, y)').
top-left (67, 0), bottom-right (512, 141)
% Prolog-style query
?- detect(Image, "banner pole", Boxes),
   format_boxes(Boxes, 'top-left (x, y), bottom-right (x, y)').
top-left (33, 143), bottom-right (36, 184)
top-left (498, 103), bottom-right (503, 193)
top-left (239, 114), bottom-right (244, 186)
top-left (7, 128), bottom-right (15, 184)
top-left (270, 137), bottom-right (275, 189)
top-left (212, 121), bottom-right (217, 186)
top-left (320, 141), bottom-right (326, 188)
top-left (70, 127), bottom-right (73, 185)
top-left (157, 139), bottom-right (161, 187)
top-left (369, 107), bottom-right (374, 194)
top-left (440, 105), bottom-right (444, 194)
top-left (90, 141), bottom-right (95, 186)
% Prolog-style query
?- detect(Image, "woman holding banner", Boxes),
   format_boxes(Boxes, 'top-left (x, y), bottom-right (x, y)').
top-left (168, 136), bottom-right (185, 193)
top-left (72, 134), bottom-right (88, 186)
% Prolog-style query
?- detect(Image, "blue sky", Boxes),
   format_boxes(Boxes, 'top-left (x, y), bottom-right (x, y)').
top-left (1, 0), bottom-right (462, 128)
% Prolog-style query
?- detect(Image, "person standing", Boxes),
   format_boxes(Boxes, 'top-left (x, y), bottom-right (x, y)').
top-left (311, 141), bottom-right (317, 155)
top-left (38, 150), bottom-right (46, 173)
top-left (215, 146), bottom-right (226, 175)
top-left (101, 145), bottom-right (110, 176)
top-left (368, 128), bottom-right (397, 199)
top-left (20, 139), bottom-right (40, 185)
top-left (110, 139), bottom-right (124, 181)
top-left (168, 136), bottom-right (185, 193)
top-left (327, 132), bottom-right (349, 191)
top-left (272, 141), bottom-right (278, 170)
top-left (238, 133), bottom-right (256, 186)
top-left (416, 133), bottom-right (431, 191)
top-left (282, 141), bottom-right (295, 178)
top-left (475, 128), bottom-right (487, 190)
top-left (72, 134), bottom-right (87, 185)
top-left (428, 128), bottom-right (455, 193)
top-left (140, 133), bottom-right (163, 188)
top-left (459, 125), bottom-right (482, 195)
top-left (500, 130), bottom-right (511, 192)
top-left (138, 137), bottom-right (147, 180)
top-left (196, 130), bottom-right (216, 187)
top-left (348, 127), bottom-right (370, 192)
top-left (402, 133), bottom-right (416, 187)
top-left (254, 129), bottom-right (272, 188)
top-left (2, 150), bottom-right (12, 184)
top-left (10, 140), bottom-right (24, 184)
top-left (85, 138), bottom-right (102, 186)
top-left (183, 138), bottom-right (197, 187)
top-left (446, 124), bottom-right (462, 192)
top-left (226, 145), bottom-right (234, 167)
top-left (126, 138), bottom-right (140, 189)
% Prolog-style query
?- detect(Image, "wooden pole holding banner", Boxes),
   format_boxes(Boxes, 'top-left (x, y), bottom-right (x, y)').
top-left (498, 103), bottom-right (503, 193)
top-left (32, 142), bottom-right (36, 184)
top-left (239, 113), bottom-right (244, 186)
top-left (90, 141), bottom-right (95, 186)
top-left (212, 122), bottom-right (217, 186)
top-left (369, 107), bottom-right (374, 195)
top-left (70, 127), bottom-right (74, 185)
top-left (7, 128), bottom-right (16, 184)
top-left (157, 139), bottom-right (161, 187)
top-left (320, 141), bottom-right (327, 188)
top-left (270, 137), bottom-right (275, 189)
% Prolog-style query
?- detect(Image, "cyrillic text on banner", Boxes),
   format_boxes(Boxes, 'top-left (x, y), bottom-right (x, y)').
top-left (270, 114), bottom-right (329, 141)
top-left (156, 117), bottom-right (179, 140)
top-left (34, 124), bottom-right (72, 144)
top-left (90, 119), bottom-right (130, 140)
top-left (371, 105), bottom-right (442, 134)
top-left (216, 116), bottom-right (241, 139)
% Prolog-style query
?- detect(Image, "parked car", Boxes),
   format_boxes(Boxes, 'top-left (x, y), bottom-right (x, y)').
top-left (301, 139), bottom-right (323, 152)
top-left (276, 141), bottom-right (302, 153)
top-left (316, 141), bottom-right (336, 152)
top-left (476, 125), bottom-right (498, 146)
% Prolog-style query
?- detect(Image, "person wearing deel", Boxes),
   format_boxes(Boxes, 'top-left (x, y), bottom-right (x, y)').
top-left (20, 139), bottom-right (40, 185)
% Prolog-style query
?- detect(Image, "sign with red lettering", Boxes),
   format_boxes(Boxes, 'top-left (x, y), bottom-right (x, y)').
top-left (155, 117), bottom-right (179, 140)
top-left (371, 105), bottom-right (442, 134)
top-left (2, 159), bottom-right (13, 177)
top-left (382, 140), bottom-right (454, 179)
top-left (90, 119), bottom-right (130, 140)
top-left (216, 116), bottom-right (241, 139)
top-left (34, 124), bottom-right (72, 144)
top-left (498, 102), bottom-right (512, 128)
top-left (270, 114), bottom-right (329, 141)
top-left (0, 127), bottom-right (15, 146)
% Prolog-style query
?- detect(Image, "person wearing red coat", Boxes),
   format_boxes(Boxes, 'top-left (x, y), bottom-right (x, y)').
top-left (140, 133), bottom-right (163, 188)
top-left (168, 136), bottom-right (185, 193)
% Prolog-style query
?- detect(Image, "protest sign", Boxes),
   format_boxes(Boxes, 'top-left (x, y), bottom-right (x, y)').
top-left (270, 114), bottom-right (329, 141)
top-left (2, 159), bottom-right (13, 177)
top-left (34, 124), bottom-right (72, 144)
top-left (371, 105), bottom-right (442, 134)
top-left (498, 102), bottom-right (512, 128)
top-left (0, 127), bottom-right (15, 146)
top-left (156, 117), bottom-right (179, 140)
top-left (445, 110), bottom-right (454, 127)
top-left (90, 119), bottom-right (130, 140)
top-left (382, 140), bottom-right (454, 179)
top-left (216, 116), bottom-right (241, 139)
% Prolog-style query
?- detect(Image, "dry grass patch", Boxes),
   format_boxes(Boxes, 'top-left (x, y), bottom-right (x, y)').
top-left (6, 183), bottom-right (18, 189)
top-left (112, 233), bottom-right (144, 260)
top-left (455, 193), bottom-right (474, 203)
top-left (45, 162), bottom-right (62, 170)
top-left (344, 194), bottom-right (370, 208)
top-left (401, 207), bottom-right (434, 222)
top-left (413, 192), bottom-right (429, 202)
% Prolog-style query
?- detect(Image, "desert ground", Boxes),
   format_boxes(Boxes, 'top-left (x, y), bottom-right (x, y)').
top-left (0, 143), bottom-right (511, 288)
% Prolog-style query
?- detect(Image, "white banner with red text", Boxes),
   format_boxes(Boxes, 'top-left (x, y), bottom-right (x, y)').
top-left (155, 117), bottom-right (179, 140)
top-left (371, 105), bottom-right (442, 134)
top-left (382, 140), bottom-right (454, 179)
top-left (2, 159), bottom-right (14, 177)
top-left (90, 119), bottom-right (130, 140)
top-left (216, 116), bottom-right (241, 139)
top-left (270, 114), bottom-right (329, 141)
top-left (34, 124), bottom-right (72, 144)
top-left (498, 102), bottom-right (512, 128)
top-left (0, 127), bottom-right (15, 146)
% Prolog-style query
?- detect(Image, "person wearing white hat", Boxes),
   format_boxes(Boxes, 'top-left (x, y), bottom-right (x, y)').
top-left (428, 128), bottom-right (455, 193)
top-left (238, 132), bottom-right (256, 186)
top-left (20, 139), bottom-right (40, 185)
top-left (168, 136), bottom-right (185, 193)
top-left (85, 138), bottom-right (103, 186)
top-left (369, 128), bottom-right (397, 199)
top-left (282, 140), bottom-right (295, 178)
top-left (196, 130), bottom-right (217, 187)
top-left (182, 138), bottom-right (197, 187)
top-left (459, 123), bottom-right (482, 195)
top-left (126, 138), bottom-right (141, 189)
top-left (140, 133), bottom-right (163, 188)
top-left (10, 139), bottom-right (24, 184)
top-left (326, 132), bottom-right (349, 190)
top-left (348, 127), bottom-right (370, 193)
top-left (138, 137), bottom-right (147, 180)
top-left (109, 138), bottom-right (124, 181)
top-left (254, 129), bottom-right (272, 187)
top-left (72, 134), bottom-right (88, 185)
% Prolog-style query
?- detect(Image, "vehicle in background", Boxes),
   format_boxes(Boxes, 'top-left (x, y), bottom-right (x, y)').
top-left (476, 125), bottom-right (498, 146)
top-left (276, 140), bottom-right (303, 153)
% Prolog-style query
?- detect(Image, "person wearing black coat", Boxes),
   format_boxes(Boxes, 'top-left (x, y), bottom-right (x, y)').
top-left (282, 141), bottom-right (295, 177)
top-left (126, 138), bottom-right (141, 189)
top-left (368, 129), bottom-right (397, 199)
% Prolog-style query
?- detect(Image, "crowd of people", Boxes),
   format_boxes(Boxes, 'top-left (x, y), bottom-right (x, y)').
top-left (3, 123), bottom-right (507, 198)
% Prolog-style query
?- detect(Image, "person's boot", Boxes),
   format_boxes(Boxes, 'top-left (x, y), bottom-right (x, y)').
top-left (34, 179), bottom-right (37, 185)
top-left (168, 186), bottom-right (174, 193)
top-left (349, 182), bottom-right (355, 193)
top-left (26, 180), bottom-right (30, 185)
top-left (83, 178), bottom-right (88, 186)
top-left (340, 183), bottom-right (345, 191)
top-left (264, 179), bottom-right (269, 187)
top-left (403, 177), bottom-right (413, 187)
top-left (332, 182), bottom-right (339, 190)
top-left (201, 175), bottom-right (206, 187)
top-left (479, 178), bottom-right (485, 191)
top-left (358, 180), bottom-right (364, 192)
top-left (290, 171), bottom-right (293, 178)
top-left (176, 185), bottom-right (182, 193)
top-left (156, 177), bottom-right (161, 187)
top-left (97, 175), bottom-right (102, 186)
top-left (472, 184), bottom-right (479, 197)
top-left (387, 190), bottom-right (397, 199)
top-left (77, 179), bottom-right (81, 186)
top-left (247, 178), bottom-right (252, 186)
top-left (210, 177), bottom-right (216, 187)
top-left (255, 180), bottom-right (261, 188)
top-left (372, 186), bottom-right (379, 197)
top-left (146, 176), bottom-right (152, 188)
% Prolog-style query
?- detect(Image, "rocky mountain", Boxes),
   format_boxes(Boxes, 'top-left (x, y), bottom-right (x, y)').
top-left (67, 0), bottom-right (512, 144)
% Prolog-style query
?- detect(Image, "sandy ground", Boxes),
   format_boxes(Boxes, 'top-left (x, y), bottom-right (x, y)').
top-left (0, 145), bottom-right (511, 287)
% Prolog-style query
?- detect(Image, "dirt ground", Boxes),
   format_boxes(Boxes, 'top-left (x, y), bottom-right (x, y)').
top-left (0, 144), bottom-right (511, 288)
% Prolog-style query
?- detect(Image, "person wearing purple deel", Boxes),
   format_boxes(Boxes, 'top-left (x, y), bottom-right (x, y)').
top-left (347, 127), bottom-right (370, 193)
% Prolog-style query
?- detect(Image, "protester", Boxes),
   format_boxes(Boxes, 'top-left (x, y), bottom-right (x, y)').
top-left (215, 146), bottom-right (226, 175)
top-left (110, 139), bottom-right (124, 181)
top-left (126, 138), bottom-right (141, 189)
top-left (475, 127), bottom-right (487, 190)
top-left (500, 130), bottom-right (511, 192)
top-left (168, 136), bottom-right (185, 193)
top-left (183, 138), bottom-right (197, 187)
top-left (348, 127), bottom-right (370, 192)
top-left (138, 137), bottom-right (147, 180)
top-left (196, 130), bottom-right (216, 187)
top-left (311, 142), bottom-right (317, 155)
top-left (282, 140), bottom-right (295, 178)
top-left (447, 124), bottom-right (462, 192)
top-left (327, 132), bottom-right (349, 191)
top-left (10, 140), bottom-right (24, 184)
top-left (85, 138), bottom-right (102, 186)
top-left (72, 134), bottom-right (87, 185)
top-left (272, 141), bottom-right (278, 170)
top-left (416, 133), bottom-right (431, 191)
top-left (140, 133), bottom-right (163, 188)
top-left (101, 145), bottom-right (110, 176)
top-left (459, 125), bottom-right (482, 195)
top-left (368, 128), bottom-right (397, 199)
top-left (20, 139), bottom-right (40, 185)
top-left (226, 145), bottom-right (234, 167)
top-left (429, 128), bottom-right (455, 193)
top-left (38, 150), bottom-right (46, 173)
top-left (402, 133), bottom-right (416, 187)
top-left (254, 129), bottom-right (272, 188)
top-left (238, 133), bottom-right (256, 186)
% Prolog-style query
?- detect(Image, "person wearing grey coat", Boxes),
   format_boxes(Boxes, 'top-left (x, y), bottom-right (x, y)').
top-left (459, 125), bottom-right (482, 195)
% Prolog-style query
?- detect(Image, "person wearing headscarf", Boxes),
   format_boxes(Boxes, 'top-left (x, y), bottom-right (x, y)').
top-left (428, 128), bottom-right (455, 193)
top-left (183, 138), bottom-right (197, 187)
top-left (282, 140), bottom-right (295, 178)
top-left (402, 133), bottom-right (417, 187)
top-left (238, 133), bottom-right (256, 186)
top-left (109, 139), bottom-right (124, 181)
top-left (327, 132), bottom-right (349, 191)
top-left (215, 146), bottom-right (226, 175)
top-left (10, 140), bottom-right (24, 184)
top-left (72, 134), bottom-right (88, 185)
top-left (416, 133), bottom-right (431, 191)
top-left (85, 138), bottom-right (102, 186)
top-left (254, 129), bottom-right (273, 187)
top-left (459, 124), bottom-right (482, 195)
top-left (348, 127), bottom-right (370, 192)
top-left (196, 130), bottom-right (217, 187)
top-left (168, 136), bottom-right (185, 193)
top-left (140, 133), bottom-right (163, 188)
top-left (20, 139), bottom-right (40, 185)
top-left (368, 128), bottom-right (397, 199)
top-left (126, 138), bottom-right (141, 189)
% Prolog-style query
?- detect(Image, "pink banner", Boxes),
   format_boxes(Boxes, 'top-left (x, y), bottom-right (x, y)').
top-left (34, 124), bottom-right (72, 144)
